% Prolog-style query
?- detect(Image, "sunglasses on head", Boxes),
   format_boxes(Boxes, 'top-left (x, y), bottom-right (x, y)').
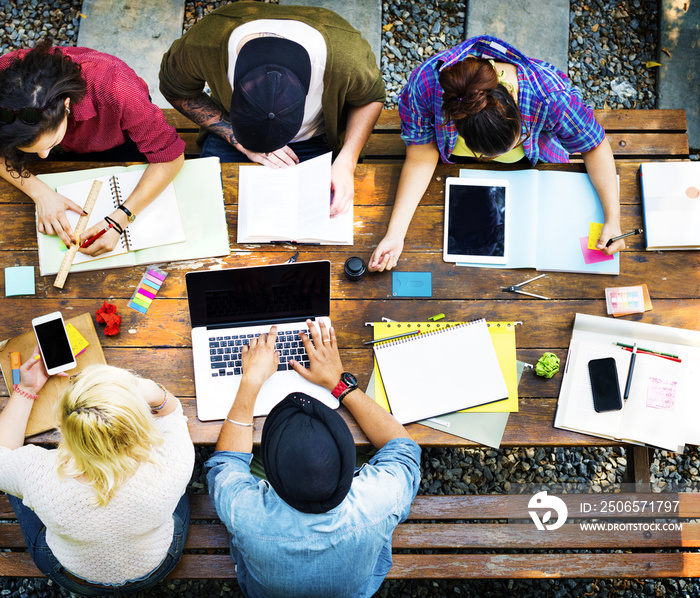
top-left (0, 106), bottom-right (45, 125)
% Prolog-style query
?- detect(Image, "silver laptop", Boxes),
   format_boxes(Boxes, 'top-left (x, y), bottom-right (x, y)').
top-left (186, 261), bottom-right (337, 421)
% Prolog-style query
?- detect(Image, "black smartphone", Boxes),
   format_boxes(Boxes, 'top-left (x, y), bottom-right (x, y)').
top-left (588, 357), bottom-right (622, 412)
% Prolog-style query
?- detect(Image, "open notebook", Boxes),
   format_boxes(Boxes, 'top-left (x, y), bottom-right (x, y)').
top-left (59, 171), bottom-right (185, 267)
top-left (455, 168), bottom-right (620, 275)
top-left (37, 157), bottom-right (230, 275)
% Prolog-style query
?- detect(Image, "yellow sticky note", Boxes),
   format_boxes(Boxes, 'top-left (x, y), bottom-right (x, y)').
top-left (66, 323), bottom-right (89, 356)
top-left (587, 222), bottom-right (604, 250)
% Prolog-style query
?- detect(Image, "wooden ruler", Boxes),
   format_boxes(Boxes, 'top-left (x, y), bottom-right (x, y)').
top-left (53, 179), bottom-right (103, 289)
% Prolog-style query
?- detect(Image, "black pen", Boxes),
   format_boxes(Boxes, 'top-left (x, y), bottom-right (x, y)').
top-left (606, 228), bottom-right (644, 247)
top-left (623, 343), bottom-right (638, 401)
top-left (286, 251), bottom-right (300, 264)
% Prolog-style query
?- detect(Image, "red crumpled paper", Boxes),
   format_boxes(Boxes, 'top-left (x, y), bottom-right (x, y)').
top-left (96, 301), bottom-right (121, 336)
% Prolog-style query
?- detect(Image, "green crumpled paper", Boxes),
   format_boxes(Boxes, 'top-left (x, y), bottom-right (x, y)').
top-left (535, 352), bottom-right (560, 378)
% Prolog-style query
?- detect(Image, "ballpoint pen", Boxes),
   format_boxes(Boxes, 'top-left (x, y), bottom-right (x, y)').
top-left (606, 228), bottom-right (644, 247)
top-left (623, 343), bottom-right (637, 401)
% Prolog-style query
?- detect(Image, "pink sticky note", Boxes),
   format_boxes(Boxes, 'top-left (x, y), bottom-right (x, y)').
top-left (580, 236), bottom-right (615, 264)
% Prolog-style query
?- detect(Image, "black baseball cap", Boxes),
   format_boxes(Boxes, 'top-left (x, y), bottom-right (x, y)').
top-left (230, 37), bottom-right (312, 153)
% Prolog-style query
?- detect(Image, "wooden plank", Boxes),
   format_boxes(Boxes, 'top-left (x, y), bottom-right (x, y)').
top-left (593, 109), bottom-right (687, 132)
top-left (0, 553), bottom-right (41, 577)
top-left (3, 551), bottom-right (699, 580)
top-left (374, 109), bottom-right (688, 133)
top-left (392, 523), bottom-right (694, 549)
top-left (0, 524), bottom-right (29, 548)
top-left (167, 554), bottom-right (236, 579)
top-left (406, 493), bottom-right (700, 520)
top-left (387, 553), bottom-right (700, 579)
top-left (363, 132), bottom-right (689, 159)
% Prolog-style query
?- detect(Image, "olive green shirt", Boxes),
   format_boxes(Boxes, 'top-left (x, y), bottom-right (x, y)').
top-left (159, 2), bottom-right (385, 152)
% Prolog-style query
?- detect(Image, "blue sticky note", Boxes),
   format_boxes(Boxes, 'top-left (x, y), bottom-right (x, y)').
top-left (392, 272), bottom-right (432, 297)
top-left (5, 266), bottom-right (35, 296)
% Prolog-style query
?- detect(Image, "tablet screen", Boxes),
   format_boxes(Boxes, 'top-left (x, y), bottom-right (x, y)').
top-left (443, 178), bottom-right (508, 264)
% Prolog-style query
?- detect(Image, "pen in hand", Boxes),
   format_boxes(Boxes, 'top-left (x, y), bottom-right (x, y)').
top-left (80, 223), bottom-right (113, 249)
top-left (623, 343), bottom-right (637, 401)
top-left (606, 228), bottom-right (644, 248)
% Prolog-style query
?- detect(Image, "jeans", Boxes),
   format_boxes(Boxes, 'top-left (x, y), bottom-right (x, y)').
top-left (8, 493), bottom-right (190, 597)
top-left (200, 133), bottom-right (331, 163)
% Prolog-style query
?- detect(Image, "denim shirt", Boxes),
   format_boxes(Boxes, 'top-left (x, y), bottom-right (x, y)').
top-left (206, 437), bottom-right (421, 598)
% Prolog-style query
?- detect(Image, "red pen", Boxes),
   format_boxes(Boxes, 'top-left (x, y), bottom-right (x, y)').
top-left (80, 223), bottom-right (113, 249)
top-left (620, 346), bottom-right (682, 363)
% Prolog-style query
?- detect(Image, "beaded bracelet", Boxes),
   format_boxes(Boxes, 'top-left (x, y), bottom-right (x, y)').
top-left (151, 382), bottom-right (168, 414)
top-left (226, 418), bottom-right (253, 428)
top-left (13, 384), bottom-right (38, 400)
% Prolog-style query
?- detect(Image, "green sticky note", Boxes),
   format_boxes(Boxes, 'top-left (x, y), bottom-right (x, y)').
top-left (5, 266), bottom-right (35, 296)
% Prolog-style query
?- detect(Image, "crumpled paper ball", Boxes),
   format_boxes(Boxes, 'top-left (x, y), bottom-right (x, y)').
top-left (535, 352), bottom-right (560, 378)
top-left (96, 301), bottom-right (121, 336)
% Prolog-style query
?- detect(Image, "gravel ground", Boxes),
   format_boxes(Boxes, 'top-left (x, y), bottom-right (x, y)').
top-left (2, 1), bottom-right (699, 597)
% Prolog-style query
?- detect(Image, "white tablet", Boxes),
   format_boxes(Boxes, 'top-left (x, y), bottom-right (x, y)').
top-left (443, 177), bottom-right (509, 264)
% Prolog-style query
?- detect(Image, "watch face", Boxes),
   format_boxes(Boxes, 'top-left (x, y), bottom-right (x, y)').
top-left (341, 372), bottom-right (358, 387)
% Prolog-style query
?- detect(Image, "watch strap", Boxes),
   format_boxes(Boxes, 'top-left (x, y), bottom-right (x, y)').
top-left (331, 379), bottom-right (348, 400)
top-left (117, 204), bottom-right (135, 223)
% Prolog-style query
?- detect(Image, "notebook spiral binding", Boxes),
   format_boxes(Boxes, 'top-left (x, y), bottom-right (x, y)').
top-left (374, 318), bottom-right (487, 349)
top-left (109, 175), bottom-right (132, 246)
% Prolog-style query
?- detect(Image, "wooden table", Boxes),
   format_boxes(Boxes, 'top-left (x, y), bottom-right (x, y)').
top-left (1, 160), bottom-right (698, 461)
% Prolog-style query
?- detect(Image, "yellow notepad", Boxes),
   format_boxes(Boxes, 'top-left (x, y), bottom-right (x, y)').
top-left (373, 321), bottom-right (518, 414)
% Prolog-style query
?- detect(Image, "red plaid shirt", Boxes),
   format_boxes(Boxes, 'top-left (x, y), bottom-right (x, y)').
top-left (0, 47), bottom-right (184, 163)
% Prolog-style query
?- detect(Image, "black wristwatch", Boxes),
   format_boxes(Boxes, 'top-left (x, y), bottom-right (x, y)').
top-left (117, 204), bottom-right (136, 223)
top-left (331, 372), bottom-right (358, 402)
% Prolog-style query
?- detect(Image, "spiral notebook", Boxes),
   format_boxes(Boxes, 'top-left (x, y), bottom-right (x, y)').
top-left (52, 170), bottom-right (185, 267)
top-left (372, 318), bottom-right (509, 424)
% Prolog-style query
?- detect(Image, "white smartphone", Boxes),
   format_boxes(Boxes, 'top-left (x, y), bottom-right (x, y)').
top-left (32, 312), bottom-right (77, 376)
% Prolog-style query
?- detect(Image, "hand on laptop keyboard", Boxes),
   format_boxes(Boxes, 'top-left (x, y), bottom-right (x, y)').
top-left (209, 328), bottom-right (311, 378)
top-left (288, 319), bottom-right (343, 392)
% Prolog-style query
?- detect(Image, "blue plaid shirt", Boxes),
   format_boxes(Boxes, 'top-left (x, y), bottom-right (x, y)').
top-left (399, 36), bottom-right (605, 164)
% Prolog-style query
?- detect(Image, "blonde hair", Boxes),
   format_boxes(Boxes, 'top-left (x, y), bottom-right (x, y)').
top-left (55, 364), bottom-right (164, 506)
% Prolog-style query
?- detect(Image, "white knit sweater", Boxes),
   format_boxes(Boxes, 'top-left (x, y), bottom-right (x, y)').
top-left (0, 403), bottom-right (194, 584)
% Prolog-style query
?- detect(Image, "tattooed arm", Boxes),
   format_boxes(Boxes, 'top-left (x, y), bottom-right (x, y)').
top-left (168, 93), bottom-right (238, 147)
top-left (168, 93), bottom-right (298, 167)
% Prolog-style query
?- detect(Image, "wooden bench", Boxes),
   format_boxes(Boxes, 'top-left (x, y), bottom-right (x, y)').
top-left (1, 492), bottom-right (699, 580)
top-left (162, 107), bottom-right (690, 161)
top-left (0, 108), bottom-right (696, 587)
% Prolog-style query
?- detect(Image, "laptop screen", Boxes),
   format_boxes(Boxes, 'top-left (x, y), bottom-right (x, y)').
top-left (186, 261), bottom-right (331, 329)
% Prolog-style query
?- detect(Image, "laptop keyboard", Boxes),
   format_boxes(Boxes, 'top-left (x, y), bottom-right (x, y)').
top-left (208, 328), bottom-right (311, 378)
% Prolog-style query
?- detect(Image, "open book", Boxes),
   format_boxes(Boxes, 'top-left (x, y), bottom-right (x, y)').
top-left (37, 157), bottom-right (230, 275)
top-left (455, 169), bottom-right (620, 275)
top-left (237, 152), bottom-right (353, 245)
top-left (555, 313), bottom-right (700, 451)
